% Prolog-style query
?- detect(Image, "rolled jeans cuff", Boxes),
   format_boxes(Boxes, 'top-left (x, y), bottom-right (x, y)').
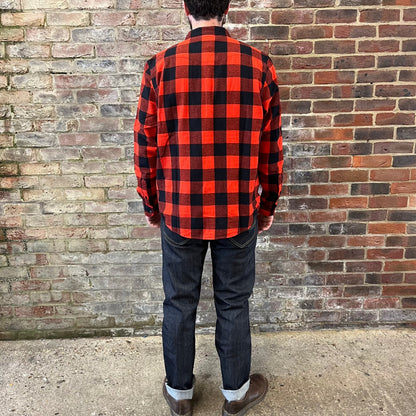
top-left (221, 378), bottom-right (250, 402)
top-left (165, 378), bottom-right (195, 401)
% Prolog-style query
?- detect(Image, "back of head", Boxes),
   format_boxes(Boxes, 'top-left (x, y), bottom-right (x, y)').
top-left (184, 0), bottom-right (230, 21)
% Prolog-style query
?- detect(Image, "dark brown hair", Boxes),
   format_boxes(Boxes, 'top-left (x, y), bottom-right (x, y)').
top-left (184, 0), bottom-right (230, 21)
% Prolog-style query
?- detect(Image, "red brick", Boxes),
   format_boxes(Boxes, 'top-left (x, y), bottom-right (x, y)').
top-left (348, 236), bottom-right (385, 247)
top-left (371, 169), bottom-right (410, 182)
top-left (367, 273), bottom-right (404, 284)
top-left (379, 24), bottom-right (416, 37)
top-left (272, 10), bottom-right (313, 24)
top-left (312, 156), bottom-right (351, 169)
top-left (291, 86), bottom-right (332, 99)
top-left (405, 273), bottom-right (416, 283)
top-left (331, 170), bottom-right (369, 183)
top-left (309, 211), bottom-right (347, 222)
top-left (383, 284), bottom-right (416, 295)
top-left (369, 196), bottom-right (408, 208)
top-left (271, 41), bottom-right (313, 56)
top-left (314, 101), bottom-right (353, 113)
top-left (400, 70), bottom-right (416, 82)
top-left (346, 262), bottom-right (383, 273)
top-left (364, 298), bottom-right (399, 309)
top-left (334, 114), bottom-right (373, 127)
top-left (376, 113), bottom-right (415, 126)
top-left (308, 236), bottom-right (346, 248)
top-left (391, 182), bottom-right (416, 194)
top-left (292, 57), bottom-right (332, 69)
top-left (376, 85), bottom-right (416, 97)
top-left (368, 223), bottom-right (407, 235)
top-left (359, 40), bottom-right (400, 53)
top-left (315, 40), bottom-right (355, 54)
top-left (330, 197), bottom-right (368, 209)
top-left (15, 306), bottom-right (54, 317)
top-left (355, 99), bottom-right (396, 112)
top-left (316, 9), bottom-right (357, 23)
top-left (251, 26), bottom-right (289, 40)
top-left (360, 9), bottom-right (400, 23)
top-left (357, 70), bottom-right (396, 83)
top-left (327, 274), bottom-right (364, 285)
top-left (353, 155), bottom-right (392, 168)
top-left (314, 129), bottom-right (353, 141)
top-left (367, 249), bottom-right (404, 260)
top-left (291, 25), bottom-right (333, 40)
top-left (335, 25), bottom-right (376, 38)
top-left (310, 184), bottom-right (349, 195)
top-left (404, 8), bottom-right (416, 21)
top-left (328, 248), bottom-right (364, 261)
top-left (334, 56), bottom-right (375, 69)
top-left (314, 71), bottom-right (355, 84)
top-left (402, 298), bottom-right (416, 308)
top-left (278, 71), bottom-right (313, 85)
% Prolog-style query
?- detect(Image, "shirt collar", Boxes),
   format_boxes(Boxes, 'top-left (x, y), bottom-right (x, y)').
top-left (185, 26), bottom-right (230, 40)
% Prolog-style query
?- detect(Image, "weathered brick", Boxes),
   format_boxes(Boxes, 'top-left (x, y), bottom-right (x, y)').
top-left (22, 0), bottom-right (68, 9)
top-left (1, 12), bottom-right (45, 26)
top-left (315, 40), bottom-right (356, 54)
top-left (52, 44), bottom-right (94, 58)
top-left (291, 25), bottom-right (333, 40)
top-left (92, 11), bottom-right (135, 26)
top-left (354, 127), bottom-right (394, 141)
top-left (7, 44), bottom-right (50, 58)
top-left (272, 10), bottom-right (313, 24)
top-left (47, 11), bottom-right (90, 26)
top-left (69, 0), bottom-right (114, 8)
top-left (329, 223), bottom-right (367, 235)
top-left (393, 156), bottom-right (416, 168)
top-left (360, 8), bottom-right (400, 22)
top-left (379, 55), bottom-right (416, 68)
top-left (379, 25), bottom-right (416, 37)
top-left (26, 27), bottom-right (70, 42)
top-left (348, 210), bottom-right (386, 222)
top-left (316, 9), bottom-right (357, 23)
top-left (334, 25), bottom-right (376, 38)
top-left (251, 25), bottom-right (289, 40)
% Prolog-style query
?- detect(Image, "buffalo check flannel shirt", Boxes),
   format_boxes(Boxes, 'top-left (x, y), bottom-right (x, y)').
top-left (134, 26), bottom-right (283, 240)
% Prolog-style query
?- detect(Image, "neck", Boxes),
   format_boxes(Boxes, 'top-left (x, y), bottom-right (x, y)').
top-left (188, 16), bottom-right (223, 30)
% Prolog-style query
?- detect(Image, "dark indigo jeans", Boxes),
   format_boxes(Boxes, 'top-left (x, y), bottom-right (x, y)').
top-left (160, 216), bottom-right (257, 392)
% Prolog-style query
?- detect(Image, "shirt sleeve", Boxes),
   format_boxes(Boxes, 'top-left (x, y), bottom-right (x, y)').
top-left (134, 59), bottom-right (159, 217)
top-left (258, 57), bottom-right (284, 217)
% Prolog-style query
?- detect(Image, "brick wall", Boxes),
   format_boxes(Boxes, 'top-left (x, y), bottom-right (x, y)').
top-left (1, 0), bottom-right (415, 339)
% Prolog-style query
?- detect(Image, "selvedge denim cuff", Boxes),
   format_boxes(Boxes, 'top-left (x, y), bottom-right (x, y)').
top-left (221, 378), bottom-right (250, 401)
top-left (165, 377), bottom-right (195, 401)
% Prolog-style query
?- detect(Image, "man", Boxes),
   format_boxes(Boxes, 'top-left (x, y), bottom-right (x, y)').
top-left (134, 1), bottom-right (283, 415)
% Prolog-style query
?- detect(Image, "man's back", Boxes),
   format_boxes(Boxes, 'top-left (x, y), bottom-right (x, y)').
top-left (135, 26), bottom-right (283, 240)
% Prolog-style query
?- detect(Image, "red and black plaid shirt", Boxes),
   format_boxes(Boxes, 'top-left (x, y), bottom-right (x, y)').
top-left (134, 26), bottom-right (283, 240)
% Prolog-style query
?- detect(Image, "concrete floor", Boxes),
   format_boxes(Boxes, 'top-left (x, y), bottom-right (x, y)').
top-left (1, 329), bottom-right (416, 416)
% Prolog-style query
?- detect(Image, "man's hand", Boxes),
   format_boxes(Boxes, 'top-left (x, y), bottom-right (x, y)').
top-left (258, 213), bottom-right (274, 234)
top-left (145, 212), bottom-right (161, 228)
